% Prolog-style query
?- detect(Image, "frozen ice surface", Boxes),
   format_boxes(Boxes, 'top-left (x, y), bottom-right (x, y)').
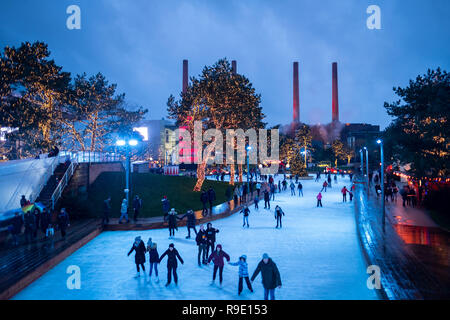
top-left (14, 176), bottom-right (378, 300)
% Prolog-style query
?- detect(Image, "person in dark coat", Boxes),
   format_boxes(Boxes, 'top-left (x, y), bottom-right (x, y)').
top-left (240, 206), bottom-right (250, 228)
top-left (251, 253), bottom-right (282, 300)
top-left (147, 240), bottom-right (159, 281)
top-left (205, 222), bottom-right (220, 259)
top-left (20, 195), bottom-right (27, 208)
top-left (159, 243), bottom-right (184, 286)
top-left (128, 236), bottom-right (146, 277)
top-left (162, 196), bottom-right (170, 217)
top-left (196, 225), bottom-right (208, 266)
top-left (57, 208), bottom-right (70, 240)
top-left (40, 207), bottom-right (51, 236)
top-left (263, 189), bottom-right (270, 209)
top-left (132, 195), bottom-right (143, 222)
top-left (32, 207), bottom-right (41, 238)
top-left (200, 191), bottom-right (209, 216)
top-left (274, 205), bottom-right (284, 228)
top-left (180, 209), bottom-right (197, 239)
top-left (24, 211), bottom-right (35, 243)
top-left (167, 208), bottom-right (179, 238)
top-left (10, 212), bottom-right (23, 246)
top-left (102, 196), bottom-right (111, 225)
top-left (208, 187), bottom-right (216, 214)
top-left (297, 182), bottom-right (303, 197)
top-left (207, 244), bottom-right (230, 287)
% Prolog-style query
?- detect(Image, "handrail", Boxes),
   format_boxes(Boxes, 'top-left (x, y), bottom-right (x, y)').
top-left (50, 156), bottom-right (78, 210)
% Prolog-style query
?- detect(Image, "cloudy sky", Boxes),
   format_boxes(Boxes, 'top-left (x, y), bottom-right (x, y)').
top-left (1, 0), bottom-right (449, 129)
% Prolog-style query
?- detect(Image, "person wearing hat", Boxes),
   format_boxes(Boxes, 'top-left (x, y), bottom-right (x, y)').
top-left (196, 224), bottom-right (208, 266)
top-left (119, 198), bottom-right (129, 224)
top-left (159, 243), bottom-right (184, 286)
top-left (205, 222), bottom-right (219, 259)
top-left (147, 240), bottom-right (160, 282)
top-left (180, 209), bottom-right (197, 239)
top-left (229, 255), bottom-right (253, 295)
top-left (251, 253), bottom-right (282, 300)
top-left (167, 208), bottom-right (179, 238)
top-left (207, 244), bottom-right (230, 287)
top-left (127, 236), bottom-right (146, 278)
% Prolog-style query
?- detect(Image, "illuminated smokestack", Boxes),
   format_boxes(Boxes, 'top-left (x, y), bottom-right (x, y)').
top-left (232, 60), bottom-right (237, 74)
top-left (182, 59), bottom-right (188, 93)
top-left (332, 62), bottom-right (339, 122)
top-left (293, 62), bottom-right (300, 123)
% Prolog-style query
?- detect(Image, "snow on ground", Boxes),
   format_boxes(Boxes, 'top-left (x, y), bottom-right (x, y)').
top-left (14, 175), bottom-right (378, 300)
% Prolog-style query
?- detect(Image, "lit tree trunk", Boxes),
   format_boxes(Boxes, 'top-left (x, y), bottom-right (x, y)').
top-left (238, 164), bottom-right (243, 183)
top-left (229, 163), bottom-right (235, 185)
top-left (193, 142), bottom-right (216, 191)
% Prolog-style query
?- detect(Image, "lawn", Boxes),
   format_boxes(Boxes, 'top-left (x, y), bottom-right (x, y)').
top-left (65, 172), bottom-right (235, 218)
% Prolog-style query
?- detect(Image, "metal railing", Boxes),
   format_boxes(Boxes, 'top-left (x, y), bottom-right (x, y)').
top-left (50, 157), bottom-right (78, 210)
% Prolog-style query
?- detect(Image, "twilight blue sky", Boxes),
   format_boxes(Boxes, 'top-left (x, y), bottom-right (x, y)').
top-left (1, 0), bottom-right (449, 129)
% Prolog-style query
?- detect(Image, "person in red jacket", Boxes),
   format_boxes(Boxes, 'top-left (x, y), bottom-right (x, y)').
top-left (341, 186), bottom-right (348, 202)
top-left (322, 181), bottom-right (328, 192)
top-left (208, 244), bottom-right (230, 287)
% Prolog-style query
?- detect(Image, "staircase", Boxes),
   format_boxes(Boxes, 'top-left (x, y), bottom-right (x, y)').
top-left (35, 161), bottom-right (72, 209)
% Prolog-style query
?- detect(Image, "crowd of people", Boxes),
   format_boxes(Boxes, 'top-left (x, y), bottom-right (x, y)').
top-left (8, 195), bottom-right (70, 247)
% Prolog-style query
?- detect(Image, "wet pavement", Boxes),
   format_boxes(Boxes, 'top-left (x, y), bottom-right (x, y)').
top-left (354, 179), bottom-right (450, 299)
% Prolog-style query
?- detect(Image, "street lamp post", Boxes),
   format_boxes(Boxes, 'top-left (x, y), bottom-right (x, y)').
top-left (364, 147), bottom-right (369, 195)
top-left (116, 138), bottom-right (138, 210)
top-left (246, 145), bottom-right (251, 194)
top-left (359, 149), bottom-right (364, 176)
top-left (377, 139), bottom-right (385, 220)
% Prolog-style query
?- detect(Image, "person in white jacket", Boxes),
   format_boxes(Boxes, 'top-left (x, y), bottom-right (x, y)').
top-left (119, 199), bottom-right (129, 224)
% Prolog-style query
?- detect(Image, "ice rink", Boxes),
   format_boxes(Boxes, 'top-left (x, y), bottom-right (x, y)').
top-left (14, 175), bottom-right (378, 300)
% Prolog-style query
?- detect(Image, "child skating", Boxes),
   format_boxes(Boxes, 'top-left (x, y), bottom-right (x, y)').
top-left (229, 255), bottom-right (253, 295)
top-left (207, 244), bottom-right (230, 288)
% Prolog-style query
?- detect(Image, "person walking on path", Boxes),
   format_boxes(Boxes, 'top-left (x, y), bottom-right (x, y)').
top-left (159, 243), bottom-right (184, 286)
top-left (132, 195), bottom-right (143, 222)
top-left (57, 208), bottom-right (70, 240)
top-left (208, 244), bottom-right (230, 288)
top-left (341, 186), bottom-right (348, 202)
top-left (162, 196), bottom-right (170, 218)
top-left (208, 187), bottom-right (216, 214)
top-left (180, 209), bottom-right (197, 239)
top-left (119, 198), bottom-right (129, 224)
top-left (240, 205), bottom-right (250, 228)
top-left (206, 222), bottom-right (220, 259)
top-left (196, 225), bottom-right (208, 266)
top-left (147, 240), bottom-right (160, 282)
top-left (289, 182), bottom-right (296, 196)
top-left (254, 195), bottom-right (259, 210)
top-left (263, 189), bottom-right (270, 209)
top-left (274, 205), bottom-right (284, 228)
top-left (229, 255), bottom-right (253, 295)
top-left (321, 181), bottom-right (328, 192)
top-left (167, 208), bottom-right (179, 238)
top-left (40, 207), bottom-right (51, 237)
top-left (102, 196), bottom-right (111, 226)
top-left (128, 236), bottom-right (146, 278)
top-left (250, 253), bottom-right (282, 300)
top-left (297, 182), bottom-right (303, 197)
top-left (200, 191), bottom-right (209, 216)
top-left (317, 192), bottom-right (323, 207)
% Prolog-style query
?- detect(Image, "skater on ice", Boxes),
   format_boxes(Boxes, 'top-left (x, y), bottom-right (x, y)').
top-left (341, 186), bottom-right (348, 202)
top-left (240, 205), bottom-right (250, 228)
top-left (127, 236), bottom-right (146, 278)
top-left (180, 209), bottom-right (197, 239)
top-left (274, 205), bottom-right (284, 228)
top-left (317, 192), bottom-right (323, 207)
top-left (206, 222), bottom-right (220, 258)
top-left (159, 243), bottom-right (184, 286)
top-left (228, 255), bottom-right (253, 295)
top-left (263, 189), bottom-right (270, 209)
top-left (322, 181), bottom-right (328, 192)
top-left (250, 253), bottom-right (282, 300)
top-left (147, 241), bottom-right (160, 281)
top-left (289, 181), bottom-right (295, 196)
top-left (196, 225), bottom-right (208, 266)
top-left (254, 194), bottom-right (259, 210)
top-left (166, 208), bottom-right (179, 238)
top-left (207, 244), bottom-right (230, 288)
top-left (297, 182), bottom-right (303, 197)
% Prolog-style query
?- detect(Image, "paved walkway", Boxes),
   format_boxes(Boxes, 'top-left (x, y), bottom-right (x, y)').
top-left (355, 179), bottom-right (449, 299)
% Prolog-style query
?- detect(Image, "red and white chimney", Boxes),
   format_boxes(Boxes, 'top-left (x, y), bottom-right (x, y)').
top-left (182, 59), bottom-right (188, 93)
top-left (332, 62), bottom-right (339, 122)
top-left (293, 62), bottom-right (300, 123)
